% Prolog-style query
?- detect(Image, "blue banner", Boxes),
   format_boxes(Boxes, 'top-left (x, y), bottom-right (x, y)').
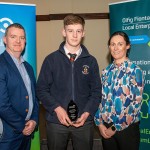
top-left (0, 2), bottom-right (40, 150)
top-left (0, 2), bottom-right (36, 73)
top-left (109, 0), bottom-right (150, 149)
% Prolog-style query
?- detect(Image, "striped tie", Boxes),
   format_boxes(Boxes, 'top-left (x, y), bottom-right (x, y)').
top-left (68, 53), bottom-right (77, 62)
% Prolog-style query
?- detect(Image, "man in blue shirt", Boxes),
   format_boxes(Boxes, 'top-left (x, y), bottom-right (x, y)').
top-left (0, 23), bottom-right (39, 150)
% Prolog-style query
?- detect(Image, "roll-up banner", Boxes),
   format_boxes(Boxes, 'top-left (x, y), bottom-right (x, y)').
top-left (109, 0), bottom-right (150, 149)
top-left (0, 2), bottom-right (40, 150)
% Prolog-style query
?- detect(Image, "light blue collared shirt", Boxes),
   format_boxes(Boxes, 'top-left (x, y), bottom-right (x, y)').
top-left (10, 54), bottom-right (33, 121)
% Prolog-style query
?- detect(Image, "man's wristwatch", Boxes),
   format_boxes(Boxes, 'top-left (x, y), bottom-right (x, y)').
top-left (111, 125), bottom-right (116, 131)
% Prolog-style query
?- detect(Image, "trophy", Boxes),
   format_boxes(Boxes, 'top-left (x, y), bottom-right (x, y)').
top-left (67, 100), bottom-right (78, 122)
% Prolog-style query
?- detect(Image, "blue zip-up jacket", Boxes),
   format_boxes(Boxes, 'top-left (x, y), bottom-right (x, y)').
top-left (37, 42), bottom-right (101, 124)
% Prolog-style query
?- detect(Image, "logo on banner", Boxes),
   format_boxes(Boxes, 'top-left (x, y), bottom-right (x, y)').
top-left (0, 18), bottom-right (13, 48)
top-left (141, 93), bottom-right (150, 119)
top-left (0, 18), bottom-right (13, 33)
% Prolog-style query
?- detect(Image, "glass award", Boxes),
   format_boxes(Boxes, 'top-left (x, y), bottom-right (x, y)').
top-left (67, 100), bottom-right (78, 122)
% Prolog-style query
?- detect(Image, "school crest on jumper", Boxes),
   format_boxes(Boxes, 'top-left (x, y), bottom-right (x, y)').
top-left (82, 65), bottom-right (89, 75)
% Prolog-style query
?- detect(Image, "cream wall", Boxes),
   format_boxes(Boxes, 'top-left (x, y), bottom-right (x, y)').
top-left (2, 0), bottom-right (122, 75)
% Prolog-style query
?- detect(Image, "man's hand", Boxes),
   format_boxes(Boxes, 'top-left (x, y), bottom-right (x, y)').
top-left (22, 120), bottom-right (36, 136)
top-left (72, 112), bottom-right (89, 128)
top-left (55, 106), bottom-right (72, 126)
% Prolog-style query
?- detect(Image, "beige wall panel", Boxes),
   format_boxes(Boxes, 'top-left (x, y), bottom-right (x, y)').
top-left (48, 0), bottom-right (72, 13)
top-left (72, 0), bottom-right (123, 13)
top-left (73, 0), bottom-right (108, 13)
top-left (2, 0), bottom-right (72, 14)
top-left (36, 21), bottom-right (64, 74)
top-left (83, 19), bottom-right (111, 73)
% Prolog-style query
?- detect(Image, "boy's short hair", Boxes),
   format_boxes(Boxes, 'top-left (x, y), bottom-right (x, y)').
top-left (64, 14), bottom-right (85, 28)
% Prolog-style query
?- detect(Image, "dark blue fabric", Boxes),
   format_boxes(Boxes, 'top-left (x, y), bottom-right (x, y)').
top-left (37, 41), bottom-right (101, 124)
top-left (0, 51), bottom-right (39, 150)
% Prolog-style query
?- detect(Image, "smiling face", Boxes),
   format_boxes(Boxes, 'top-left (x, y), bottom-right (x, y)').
top-left (109, 35), bottom-right (130, 64)
top-left (3, 26), bottom-right (26, 58)
top-left (62, 24), bottom-right (85, 52)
